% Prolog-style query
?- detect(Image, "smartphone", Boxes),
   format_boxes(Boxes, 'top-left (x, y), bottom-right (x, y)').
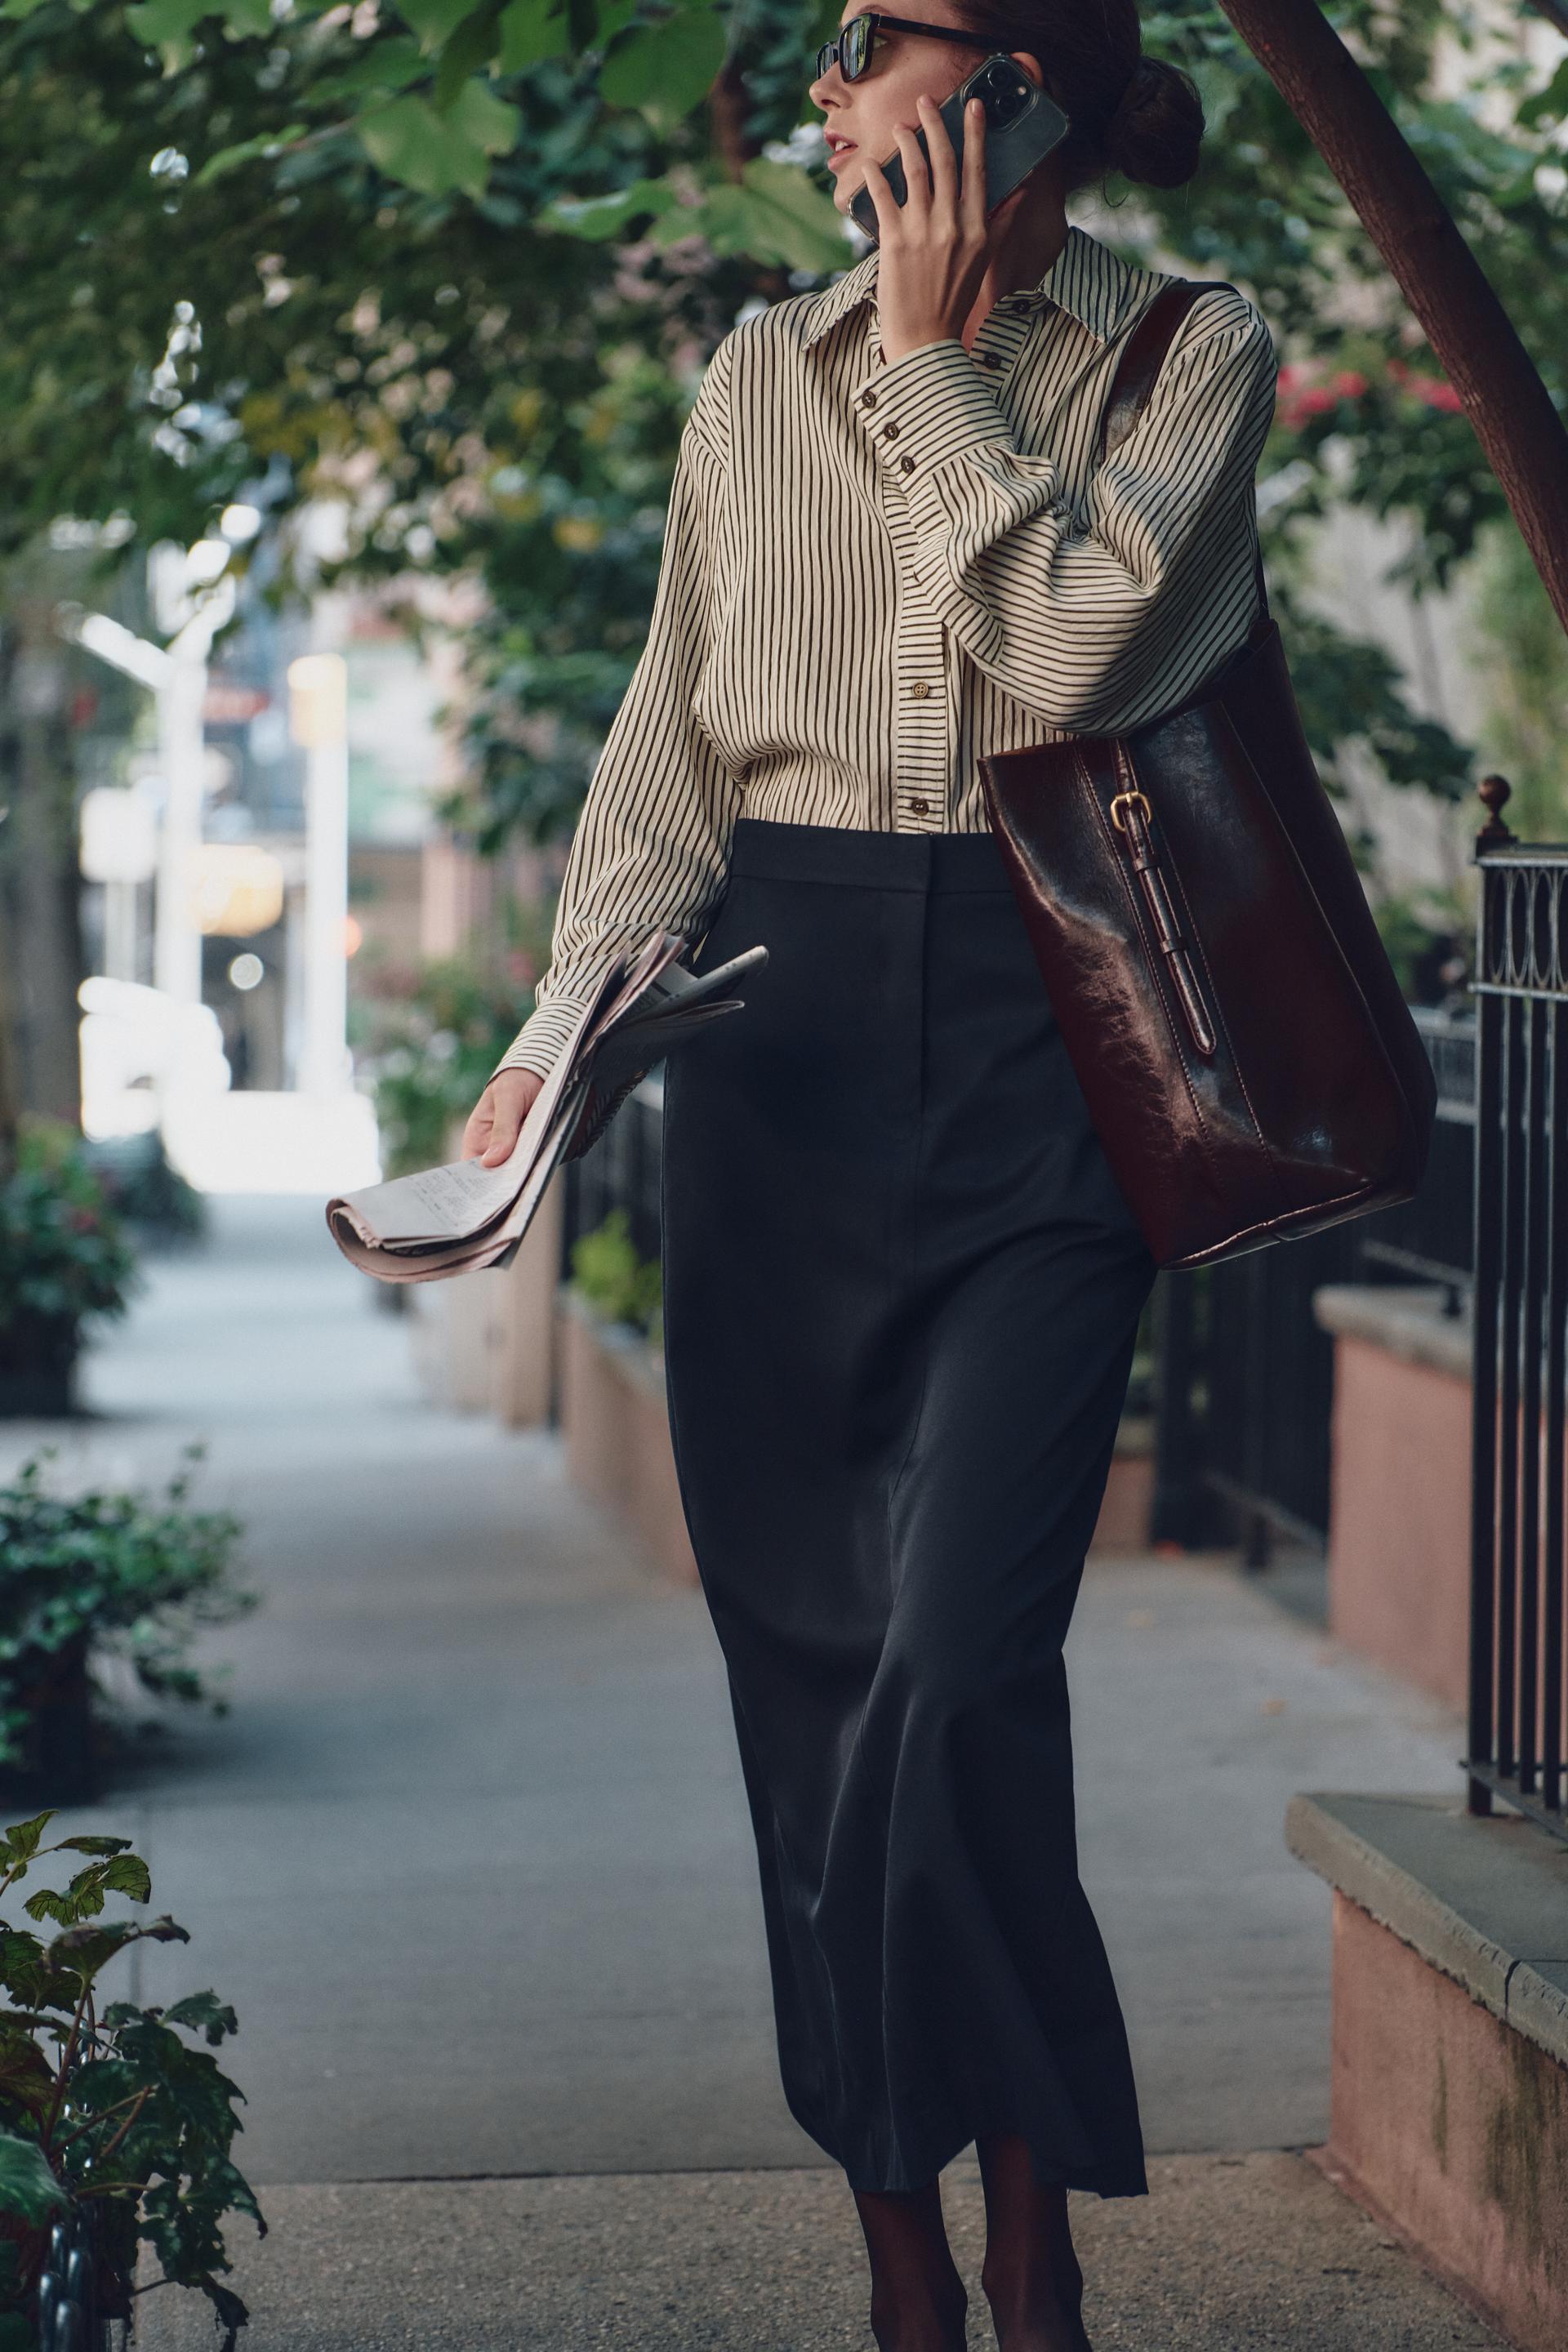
top-left (849, 55), bottom-right (1070, 243)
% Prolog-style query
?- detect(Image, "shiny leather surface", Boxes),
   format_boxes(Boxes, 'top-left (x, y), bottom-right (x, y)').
top-left (980, 615), bottom-right (1437, 1266)
top-left (1100, 283), bottom-right (1204, 461)
top-left (979, 280), bottom-right (1437, 1268)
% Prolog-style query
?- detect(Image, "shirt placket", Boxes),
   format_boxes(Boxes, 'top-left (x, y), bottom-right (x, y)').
top-left (864, 300), bottom-right (1040, 831)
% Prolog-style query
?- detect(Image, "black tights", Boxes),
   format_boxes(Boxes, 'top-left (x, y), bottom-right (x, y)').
top-left (851, 2135), bottom-right (1091, 2352)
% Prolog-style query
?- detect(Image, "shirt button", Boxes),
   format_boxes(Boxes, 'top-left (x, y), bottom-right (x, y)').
top-left (882, 420), bottom-right (901, 440)
top-left (898, 455), bottom-right (915, 475)
top-left (859, 388), bottom-right (878, 409)
top-left (910, 798), bottom-right (930, 816)
top-left (909, 680), bottom-right (930, 698)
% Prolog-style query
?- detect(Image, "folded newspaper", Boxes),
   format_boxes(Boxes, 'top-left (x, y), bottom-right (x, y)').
top-left (326, 930), bottom-right (766, 1285)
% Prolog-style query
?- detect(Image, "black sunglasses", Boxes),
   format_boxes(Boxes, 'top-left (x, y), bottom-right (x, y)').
top-left (814, 11), bottom-right (982, 82)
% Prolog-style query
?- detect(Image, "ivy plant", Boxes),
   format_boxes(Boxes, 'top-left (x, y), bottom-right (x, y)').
top-left (0, 1124), bottom-right (137, 1348)
top-left (569, 1206), bottom-right (662, 1340)
top-left (0, 1811), bottom-right (262, 2346)
top-left (0, 1452), bottom-right (257, 1776)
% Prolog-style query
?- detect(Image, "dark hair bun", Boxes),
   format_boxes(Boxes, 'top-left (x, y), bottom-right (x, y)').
top-left (1104, 55), bottom-right (1205, 189)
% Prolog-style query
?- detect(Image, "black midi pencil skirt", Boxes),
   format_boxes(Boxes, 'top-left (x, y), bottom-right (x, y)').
top-left (659, 816), bottom-right (1159, 2198)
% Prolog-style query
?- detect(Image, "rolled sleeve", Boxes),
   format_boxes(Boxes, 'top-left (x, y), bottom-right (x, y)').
top-left (492, 995), bottom-right (596, 1085)
top-left (857, 292), bottom-right (1277, 734)
top-left (488, 338), bottom-right (742, 1088)
top-left (850, 336), bottom-right (1020, 482)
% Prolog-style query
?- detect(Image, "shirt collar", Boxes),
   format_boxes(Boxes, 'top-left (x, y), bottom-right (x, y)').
top-left (800, 223), bottom-right (1136, 352)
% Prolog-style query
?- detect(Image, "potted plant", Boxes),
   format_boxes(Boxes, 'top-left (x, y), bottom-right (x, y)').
top-left (0, 1125), bottom-right (137, 1419)
top-left (0, 1810), bottom-right (262, 2347)
top-left (568, 1209), bottom-right (663, 1350)
top-left (83, 1134), bottom-right (205, 1252)
top-left (0, 1452), bottom-right (257, 1803)
top-left (360, 915), bottom-right (553, 1184)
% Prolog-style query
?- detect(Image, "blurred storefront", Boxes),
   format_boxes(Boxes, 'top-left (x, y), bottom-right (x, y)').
top-left (70, 535), bottom-right (474, 1193)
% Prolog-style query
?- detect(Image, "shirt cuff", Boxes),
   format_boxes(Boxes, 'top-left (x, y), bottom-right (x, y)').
top-left (850, 336), bottom-right (1014, 486)
top-left (490, 996), bottom-right (593, 1086)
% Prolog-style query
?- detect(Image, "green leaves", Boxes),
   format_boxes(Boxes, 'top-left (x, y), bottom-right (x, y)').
top-left (0, 2129), bottom-right (65, 2226)
top-left (345, 0), bottom-right (731, 199)
top-left (398, 0), bottom-right (487, 51)
top-left (698, 154), bottom-right (843, 270)
top-left (599, 5), bottom-right (728, 125)
top-left (0, 1834), bottom-right (259, 2347)
top-left (0, 1121), bottom-right (136, 1340)
top-left (498, 0), bottom-right (571, 69)
top-left (163, 1990), bottom-right (240, 2047)
top-left (0, 2033), bottom-right (56, 2122)
top-left (51, 1913), bottom-right (189, 1960)
top-left (357, 79), bottom-right (521, 198)
top-left (0, 1453), bottom-right (253, 1775)
top-left (449, 75), bottom-right (523, 153)
top-left (1269, 579), bottom-right (1474, 805)
top-left (569, 1208), bottom-right (662, 1336)
top-left (1518, 55), bottom-right (1568, 136)
top-left (23, 1850), bottom-right (154, 1927)
top-left (543, 154), bottom-right (843, 269)
top-left (196, 117), bottom-right (346, 194)
top-left (124, 0), bottom-right (272, 46)
top-left (0, 1928), bottom-right (58, 2016)
top-left (542, 170), bottom-right (684, 239)
top-left (0, 1814), bottom-right (54, 1877)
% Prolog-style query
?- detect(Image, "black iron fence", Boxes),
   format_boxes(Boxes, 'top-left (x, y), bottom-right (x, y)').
top-left (559, 1071), bottom-right (665, 1279)
top-left (556, 785), bottom-right (1568, 1849)
top-left (561, 1009), bottom-right (1474, 1570)
top-left (562, 995), bottom-right (1475, 1566)
top-left (1466, 783), bottom-right (1568, 1842)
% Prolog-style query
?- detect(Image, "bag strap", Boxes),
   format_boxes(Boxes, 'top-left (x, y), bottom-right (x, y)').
top-left (1098, 278), bottom-right (1269, 622)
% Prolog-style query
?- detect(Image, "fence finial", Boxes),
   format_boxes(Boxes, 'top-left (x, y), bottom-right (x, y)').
top-left (1477, 774), bottom-right (1516, 849)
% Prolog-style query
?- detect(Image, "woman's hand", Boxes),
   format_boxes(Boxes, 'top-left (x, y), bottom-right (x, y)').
top-left (862, 92), bottom-right (1022, 368)
top-left (462, 1068), bottom-right (544, 1168)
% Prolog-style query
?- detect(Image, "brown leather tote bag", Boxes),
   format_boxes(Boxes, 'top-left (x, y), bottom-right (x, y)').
top-left (978, 281), bottom-right (1437, 1269)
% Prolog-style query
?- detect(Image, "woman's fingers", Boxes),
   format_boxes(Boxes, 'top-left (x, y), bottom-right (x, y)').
top-left (918, 91), bottom-right (958, 213)
top-left (892, 110), bottom-right (931, 222)
top-left (463, 1070), bottom-right (544, 1167)
top-left (857, 149), bottom-right (899, 241)
top-left (960, 94), bottom-right (987, 231)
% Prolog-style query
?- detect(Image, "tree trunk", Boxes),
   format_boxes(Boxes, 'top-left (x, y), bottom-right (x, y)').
top-left (709, 51), bottom-right (759, 183)
top-left (1216, 0), bottom-right (1568, 639)
top-left (0, 596), bottom-right (84, 1129)
top-left (0, 850), bottom-right (19, 1174)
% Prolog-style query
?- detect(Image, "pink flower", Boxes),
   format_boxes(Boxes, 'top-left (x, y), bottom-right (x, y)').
top-left (1275, 363), bottom-right (1370, 430)
top-left (1387, 357), bottom-right (1463, 411)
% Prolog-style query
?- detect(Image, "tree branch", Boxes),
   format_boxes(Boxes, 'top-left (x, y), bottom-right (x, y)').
top-left (1216, 0), bottom-right (1568, 639)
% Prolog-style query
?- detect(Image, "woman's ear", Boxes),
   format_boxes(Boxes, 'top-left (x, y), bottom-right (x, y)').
top-left (1009, 49), bottom-right (1045, 89)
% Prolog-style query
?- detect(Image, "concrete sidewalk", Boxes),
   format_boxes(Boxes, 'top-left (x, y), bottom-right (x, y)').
top-left (135, 2154), bottom-right (1508, 2350)
top-left (1, 1198), bottom-right (1499, 2345)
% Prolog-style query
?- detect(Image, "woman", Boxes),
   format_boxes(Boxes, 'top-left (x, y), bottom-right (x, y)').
top-left (465, 4), bottom-right (1277, 2344)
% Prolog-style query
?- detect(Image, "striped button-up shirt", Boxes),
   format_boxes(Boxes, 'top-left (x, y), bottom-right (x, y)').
top-left (496, 221), bottom-right (1277, 1080)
